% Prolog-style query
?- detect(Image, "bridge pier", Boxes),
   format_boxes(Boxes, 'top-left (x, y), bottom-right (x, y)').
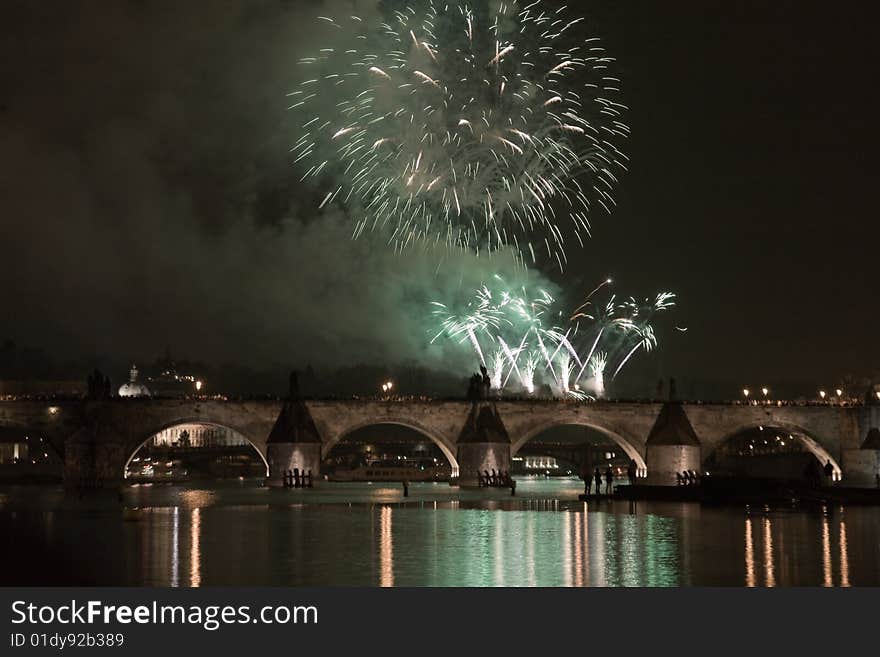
top-left (644, 403), bottom-right (701, 486)
top-left (266, 374), bottom-right (322, 487)
top-left (455, 400), bottom-right (511, 487)
top-left (63, 425), bottom-right (127, 490)
top-left (4, 396), bottom-right (873, 491)
top-left (63, 435), bottom-right (92, 489)
top-left (841, 427), bottom-right (880, 487)
top-left (838, 404), bottom-right (880, 487)
top-left (842, 449), bottom-right (880, 487)
top-left (267, 443), bottom-right (321, 487)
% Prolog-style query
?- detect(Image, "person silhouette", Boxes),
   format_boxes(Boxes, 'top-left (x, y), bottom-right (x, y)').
top-left (823, 460), bottom-right (834, 485)
top-left (604, 465), bottom-right (614, 495)
top-left (583, 467), bottom-right (593, 496)
top-left (594, 467), bottom-right (602, 495)
top-left (655, 379), bottom-right (665, 400)
top-left (627, 459), bottom-right (637, 486)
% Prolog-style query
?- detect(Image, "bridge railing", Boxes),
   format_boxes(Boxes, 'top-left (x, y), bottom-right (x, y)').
top-left (0, 393), bottom-right (870, 406)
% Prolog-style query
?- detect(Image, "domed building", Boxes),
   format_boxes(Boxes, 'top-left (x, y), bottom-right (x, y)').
top-left (118, 364), bottom-right (151, 398)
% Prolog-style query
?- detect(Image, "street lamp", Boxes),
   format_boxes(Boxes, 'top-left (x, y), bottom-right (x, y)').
top-left (761, 387), bottom-right (769, 402)
top-left (195, 380), bottom-right (203, 392)
top-left (819, 390), bottom-right (826, 401)
top-left (742, 388), bottom-right (750, 402)
top-left (835, 388), bottom-right (842, 398)
top-left (386, 381), bottom-right (393, 391)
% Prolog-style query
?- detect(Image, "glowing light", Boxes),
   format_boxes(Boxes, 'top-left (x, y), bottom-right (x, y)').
top-left (190, 508), bottom-right (201, 588)
top-left (761, 387), bottom-right (768, 397)
top-left (380, 506), bottom-right (393, 587)
top-left (819, 390), bottom-right (826, 400)
top-left (763, 516), bottom-right (775, 587)
top-left (742, 388), bottom-right (750, 398)
top-left (195, 380), bottom-right (203, 392)
top-left (822, 516), bottom-right (832, 587)
top-left (171, 507), bottom-right (179, 588)
top-left (840, 520), bottom-right (850, 587)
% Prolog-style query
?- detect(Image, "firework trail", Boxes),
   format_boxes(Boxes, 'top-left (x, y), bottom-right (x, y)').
top-left (290, 1), bottom-right (628, 266)
top-left (429, 284), bottom-right (507, 365)
top-left (490, 348), bottom-right (506, 390)
top-left (588, 351), bottom-right (607, 398)
top-left (432, 277), bottom-right (676, 398)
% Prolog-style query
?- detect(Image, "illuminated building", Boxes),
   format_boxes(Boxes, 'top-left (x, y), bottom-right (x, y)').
top-left (0, 441), bottom-right (26, 464)
top-left (125, 422), bottom-right (265, 481)
top-left (145, 351), bottom-right (203, 397)
top-left (149, 423), bottom-right (248, 448)
top-left (117, 364), bottom-right (151, 398)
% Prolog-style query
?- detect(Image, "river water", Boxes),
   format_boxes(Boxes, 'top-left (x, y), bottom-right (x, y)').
top-left (1, 478), bottom-right (876, 586)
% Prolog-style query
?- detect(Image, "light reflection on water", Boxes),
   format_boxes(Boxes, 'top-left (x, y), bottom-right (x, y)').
top-left (822, 514), bottom-right (832, 587)
top-left (763, 516), bottom-right (775, 587)
top-left (0, 479), bottom-right (877, 587)
top-left (190, 507), bottom-right (201, 588)
top-left (380, 506), bottom-right (393, 587)
top-left (745, 516), bottom-right (756, 587)
top-left (840, 520), bottom-right (850, 587)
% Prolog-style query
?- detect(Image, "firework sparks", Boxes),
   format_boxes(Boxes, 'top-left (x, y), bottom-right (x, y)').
top-left (432, 277), bottom-right (676, 398)
top-left (291, 1), bottom-right (628, 265)
top-left (589, 352), bottom-right (607, 399)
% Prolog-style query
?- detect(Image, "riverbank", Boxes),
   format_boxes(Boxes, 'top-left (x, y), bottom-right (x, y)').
top-left (616, 478), bottom-right (880, 505)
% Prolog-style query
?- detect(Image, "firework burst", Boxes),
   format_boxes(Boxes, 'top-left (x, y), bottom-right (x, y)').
top-left (432, 277), bottom-right (676, 398)
top-left (290, 1), bottom-right (628, 267)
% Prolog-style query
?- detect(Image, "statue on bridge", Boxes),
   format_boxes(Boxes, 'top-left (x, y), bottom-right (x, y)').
top-left (480, 365), bottom-right (491, 398)
top-left (86, 369), bottom-right (111, 400)
top-left (289, 370), bottom-right (301, 400)
top-left (466, 373), bottom-right (480, 400)
top-left (467, 365), bottom-right (492, 401)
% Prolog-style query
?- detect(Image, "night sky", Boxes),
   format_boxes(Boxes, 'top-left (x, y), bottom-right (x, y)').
top-left (1, 1), bottom-right (877, 396)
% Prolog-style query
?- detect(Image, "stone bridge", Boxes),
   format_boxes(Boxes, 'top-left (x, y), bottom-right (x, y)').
top-left (1, 397), bottom-right (879, 488)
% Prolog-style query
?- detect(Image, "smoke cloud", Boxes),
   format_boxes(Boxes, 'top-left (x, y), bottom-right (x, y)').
top-left (0, 0), bottom-right (555, 375)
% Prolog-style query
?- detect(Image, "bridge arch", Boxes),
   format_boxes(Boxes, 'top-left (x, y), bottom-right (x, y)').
top-left (0, 420), bottom-right (64, 470)
top-left (323, 420), bottom-right (460, 477)
top-left (0, 417), bottom-right (65, 458)
top-left (707, 422), bottom-right (841, 479)
top-left (511, 420), bottom-right (647, 476)
top-left (122, 418), bottom-right (269, 479)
